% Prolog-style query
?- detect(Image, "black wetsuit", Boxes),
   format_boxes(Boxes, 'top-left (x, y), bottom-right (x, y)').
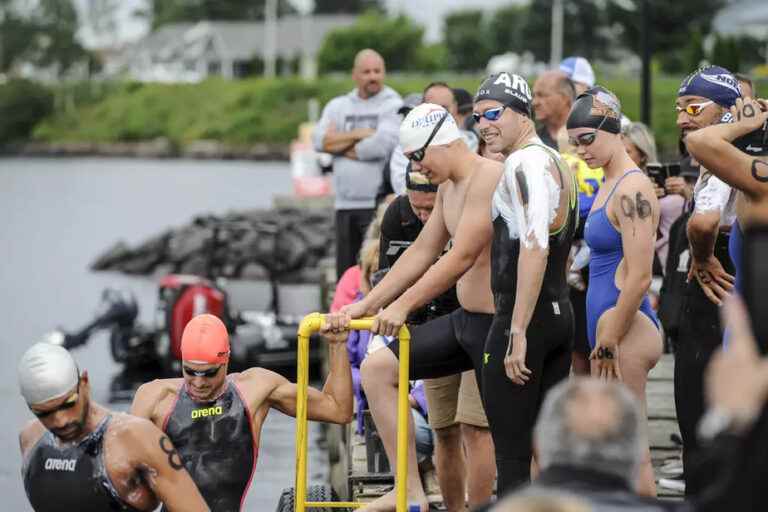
top-left (387, 144), bottom-right (576, 495)
top-left (23, 415), bottom-right (140, 512)
top-left (485, 143), bottom-right (577, 493)
top-left (163, 378), bottom-right (257, 512)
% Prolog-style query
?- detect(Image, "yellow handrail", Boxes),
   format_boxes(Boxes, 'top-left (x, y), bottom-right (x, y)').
top-left (294, 313), bottom-right (411, 512)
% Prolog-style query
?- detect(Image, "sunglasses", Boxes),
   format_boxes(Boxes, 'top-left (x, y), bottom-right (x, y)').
top-left (568, 114), bottom-right (608, 147)
top-left (675, 100), bottom-right (714, 117)
top-left (31, 382), bottom-right (80, 419)
top-left (407, 112), bottom-right (449, 163)
top-left (183, 365), bottom-right (222, 378)
top-left (472, 105), bottom-right (508, 124)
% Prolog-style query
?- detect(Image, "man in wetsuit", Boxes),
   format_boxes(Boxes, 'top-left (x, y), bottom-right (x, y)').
top-left (336, 72), bottom-right (576, 499)
top-left (329, 103), bottom-right (503, 511)
top-left (18, 343), bottom-right (209, 512)
top-left (130, 313), bottom-right (352, 512)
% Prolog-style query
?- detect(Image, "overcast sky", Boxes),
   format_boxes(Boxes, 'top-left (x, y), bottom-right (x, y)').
top-left (73, 0), bottom-right (528, 48)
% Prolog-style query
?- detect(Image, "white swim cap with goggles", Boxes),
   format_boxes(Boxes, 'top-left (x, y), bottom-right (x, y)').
top-left (18, 343), bottom-right (80, 405)
top-left (400, 103), bottom-right (462, 155)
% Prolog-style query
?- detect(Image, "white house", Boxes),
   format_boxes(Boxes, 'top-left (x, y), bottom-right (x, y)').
top-left (118, 15), bottom-right (357, 83)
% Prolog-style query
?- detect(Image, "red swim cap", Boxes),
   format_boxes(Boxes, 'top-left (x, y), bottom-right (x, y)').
top-left (181, 314), bottom-right (230, 364)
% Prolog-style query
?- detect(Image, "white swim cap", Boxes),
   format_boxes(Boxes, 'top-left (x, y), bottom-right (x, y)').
top-left (400, 103), bottom-right (462, 154)
top-left (18, 343), bottom-right (79, 405)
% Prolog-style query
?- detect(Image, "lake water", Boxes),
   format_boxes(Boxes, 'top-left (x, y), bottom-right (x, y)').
top-left (0, 157), bottom-right (329, 511)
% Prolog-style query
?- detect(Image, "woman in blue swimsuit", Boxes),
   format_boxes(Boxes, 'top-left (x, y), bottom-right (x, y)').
top-left (567, 86), bottom-right (663, 496)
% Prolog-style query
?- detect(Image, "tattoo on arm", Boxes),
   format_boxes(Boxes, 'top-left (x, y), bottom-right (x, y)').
top-left (515, 167), bottom-right (529, 206)
top-left (752, 159), bottom-right (768, 183)
top-left (635, 192), bottom-right (652, 219)
top-left (159, 436), bottom-right (184, 471)
top-left (620, 194), bottom-right (635, 220)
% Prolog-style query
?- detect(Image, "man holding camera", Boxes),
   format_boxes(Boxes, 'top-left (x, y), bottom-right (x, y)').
top-left (672, 65), bottom-right (740, 496)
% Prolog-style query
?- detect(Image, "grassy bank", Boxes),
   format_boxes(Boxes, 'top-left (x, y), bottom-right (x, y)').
top-left (29, 74), bottom-right (726, 157)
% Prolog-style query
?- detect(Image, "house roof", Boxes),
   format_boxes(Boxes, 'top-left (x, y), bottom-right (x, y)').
top-left (133, 15), bottom-right (357, 63)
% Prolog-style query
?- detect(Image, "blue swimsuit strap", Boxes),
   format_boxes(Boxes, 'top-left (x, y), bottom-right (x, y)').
top-left (602, 169), bottom-right (643, 207)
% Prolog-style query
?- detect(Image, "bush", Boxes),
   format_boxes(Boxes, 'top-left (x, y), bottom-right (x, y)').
top-left (0, 79), bottom-right (53, 144)
top-left (317, 12), bottom-right (426, 73)
top-left (30, 74), bottom-right (685, 156)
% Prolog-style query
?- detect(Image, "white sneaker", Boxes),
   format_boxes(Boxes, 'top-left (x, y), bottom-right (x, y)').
top-left (658, 476), bottom-right (686, 493)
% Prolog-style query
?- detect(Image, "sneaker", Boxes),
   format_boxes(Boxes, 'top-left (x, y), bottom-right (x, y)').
top-left (658, 475), bottom-right (686, 493)
top-left (659, 459), bottom-right (683, 476)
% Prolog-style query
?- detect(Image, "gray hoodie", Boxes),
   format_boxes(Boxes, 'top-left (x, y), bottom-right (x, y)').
top-left (313, 86), bottom-right (402, 210)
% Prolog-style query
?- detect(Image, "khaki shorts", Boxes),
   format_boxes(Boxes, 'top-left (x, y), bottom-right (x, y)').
top-left (423, 371), bottom-right (488, 429)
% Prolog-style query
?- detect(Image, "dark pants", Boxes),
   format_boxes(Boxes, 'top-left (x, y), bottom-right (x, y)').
top-left (674, 279), bottom-right (724, 496)
top-left (335, 208), bottom-right (374, 279)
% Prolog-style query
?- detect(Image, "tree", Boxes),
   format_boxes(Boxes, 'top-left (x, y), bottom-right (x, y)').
top-left (683, 30), bottom-right (706, 73)
top-left (606, 0), bottom-right (726, 73)
top-left (711, 34), bottom-right (741, 74)
top-left (519, 0), bottom-right (611, 63)
top-left (314, 0), bottom-right (381, 13)
top-left (149, 0), bottom-right (296, 28)
top-left (317, 12), bottom-right (426, 72)
top-left (488, 5), bottom-right (529, 58)
top-left (0, 0), bottom-right (88, 75)
top-left (443, 10), bottom-right (492, 72)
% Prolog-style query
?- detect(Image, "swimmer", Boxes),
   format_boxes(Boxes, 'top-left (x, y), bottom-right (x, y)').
top-left (329, 103), bottom-right (504, 511)
top-left (18, 343), bottom-right (210, 512)
top-left (567, 85), bottom-right (662, 496)
top-left (130, 314), bottom-right (352, 512)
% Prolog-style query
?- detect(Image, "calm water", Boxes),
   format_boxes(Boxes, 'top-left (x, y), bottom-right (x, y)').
top-left (0, 157), bottom-right (328, 510)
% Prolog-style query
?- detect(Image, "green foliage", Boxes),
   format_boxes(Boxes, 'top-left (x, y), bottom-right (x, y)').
top-left (607, 0), bottom-right (726, 73)
top-left (317, 13), bottom-right (426, 72)
top-left (31, 74), bottom-right (686, 157)
top-left (314, 0), bottom-right (381, 13)
top-left (711, 35), bottom-right (741, 73)
top-left (443, 10), bottom-right (492, 72)
top-left (149, 0), bottom-right (296, 28)
top-left (683, 30), bottom-right (706, 73)
top-left (0, 0), bottom-right (88, 74)
top-left (488, 5), bottom-right (529, 57)
top-left (0, 79), bottom-right (54, 144)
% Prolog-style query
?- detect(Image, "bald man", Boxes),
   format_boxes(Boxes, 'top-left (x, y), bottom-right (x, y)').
top-left (532, 71), bottom-right (576, 151)
top-left (313, 49), bottom-right (403, 279)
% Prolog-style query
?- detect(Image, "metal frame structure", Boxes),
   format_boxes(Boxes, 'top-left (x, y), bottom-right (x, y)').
top-left (294, 313), bottom-right (411, 512)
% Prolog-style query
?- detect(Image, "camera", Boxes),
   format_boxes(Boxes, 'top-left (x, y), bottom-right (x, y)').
top-left (733, 120), bottom-right (768, 156)
top-left (646, 163), bottom-right (681, 189)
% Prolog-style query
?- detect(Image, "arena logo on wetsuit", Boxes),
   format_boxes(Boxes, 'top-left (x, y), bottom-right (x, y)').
top-left (44, 458), bottom-right (77, 471)
top-left (191, 406), bottom-right (224, 419)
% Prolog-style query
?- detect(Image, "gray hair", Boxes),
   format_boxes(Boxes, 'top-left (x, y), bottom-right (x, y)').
top-left (534, 378), bottom-right (644, 484)
top-left (622, 122), bottom-right (658, 165)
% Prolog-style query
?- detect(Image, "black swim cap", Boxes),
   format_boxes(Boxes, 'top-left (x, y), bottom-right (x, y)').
top-left (566, 85), bottom-right (622, 134)
top-left (475, 72), bottom-right (533, 118)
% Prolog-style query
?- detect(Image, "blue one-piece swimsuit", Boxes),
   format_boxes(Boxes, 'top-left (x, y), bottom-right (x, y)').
top-left (584, 170), bottom-right (660, 348)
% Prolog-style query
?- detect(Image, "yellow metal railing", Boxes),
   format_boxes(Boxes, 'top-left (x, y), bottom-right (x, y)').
top-left (294, 313), bottom-right (411, 512)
